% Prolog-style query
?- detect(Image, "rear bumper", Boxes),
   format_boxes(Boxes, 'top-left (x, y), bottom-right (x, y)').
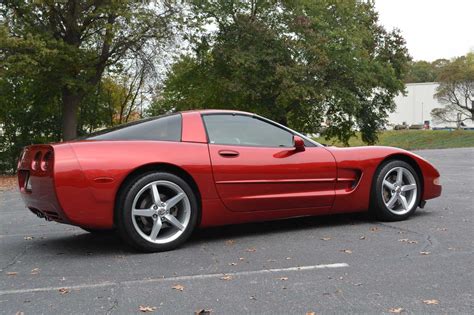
top-left (17, 145), bottom-right (72, 224)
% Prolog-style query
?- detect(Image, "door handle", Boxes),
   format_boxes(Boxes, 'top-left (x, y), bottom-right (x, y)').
top-left (218, 150), bottom-right (240, 157)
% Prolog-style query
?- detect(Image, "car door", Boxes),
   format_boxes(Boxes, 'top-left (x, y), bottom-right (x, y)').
top-left (203, 113), bottom-right (337, 212)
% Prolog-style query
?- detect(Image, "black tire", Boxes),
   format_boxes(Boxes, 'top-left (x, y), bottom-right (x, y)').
top-left (116, 172), bottom-right (198, 252)
top-left (370, 160), bottom-right (421, 221)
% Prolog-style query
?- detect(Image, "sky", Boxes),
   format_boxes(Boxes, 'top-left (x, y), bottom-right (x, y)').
top-left (374, 0), bottom-right (474, 61)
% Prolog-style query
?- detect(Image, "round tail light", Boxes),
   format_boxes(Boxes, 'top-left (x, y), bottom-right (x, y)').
top-left (32, 151), bottom-right (42, 171)
top-left (41, 151), bottom-right (53, 171)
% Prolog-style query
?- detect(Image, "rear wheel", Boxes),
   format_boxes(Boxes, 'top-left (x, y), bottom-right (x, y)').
top-left (116, 172), bottom-right (198, 252)
top-left (370, 160), bottom-right (421, 221)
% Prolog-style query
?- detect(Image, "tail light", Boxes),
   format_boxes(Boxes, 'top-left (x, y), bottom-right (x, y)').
top-left (31, 151), bottom-right (42, 171)
top-left (41, 151), bottom-right (53, 171)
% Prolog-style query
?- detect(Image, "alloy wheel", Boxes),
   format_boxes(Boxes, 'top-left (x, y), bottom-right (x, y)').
top-left (381, 166), bottom-right (418, 215)
top-left (131, 180), bottom-right (191, 244)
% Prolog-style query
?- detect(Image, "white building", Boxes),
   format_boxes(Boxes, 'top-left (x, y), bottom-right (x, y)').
top-left (388, 82), bottom-right (473, 129)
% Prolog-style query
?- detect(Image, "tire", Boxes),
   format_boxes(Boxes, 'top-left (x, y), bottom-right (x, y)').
top-left (370, 160), bottom-right (421, 221)
top-left (116, 172), bottom-right (198, 252)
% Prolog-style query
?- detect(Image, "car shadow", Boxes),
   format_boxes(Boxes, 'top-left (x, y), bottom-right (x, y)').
top-left (32, 210), bottom-right (434, 255)
top-left (189, 212), bottom-right (371, 245)
top-left (191, 209), bottom-right (433, 245)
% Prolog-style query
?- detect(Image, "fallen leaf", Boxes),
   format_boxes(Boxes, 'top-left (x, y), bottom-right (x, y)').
top-left (172, 284), bottom-right (184, 292)
top-left (340, 249), bottom-right (352, 254)
top-left (225, 240), bottom-right (235, 246)
top-left (15, 312), bottom-right (25, 315)
top-left (388, 307), bottom-right (404, 313)
top-left (420, 251), bottom-right (431, 255)
top-left (24, 236), bottom-right (34, 240)
top-left (285, 257), bottom-right (292, 260)
top-left (220, 275), bottom-right (233, 281)
top-left (246, 247), bottom-right (257, 252)
top-left (228, 262), bottom-right (237, 266)
top-left (306, 312), bottom-right (316, 315)
top-left (321, 237), bottom-right (331, 241)
top-left (370, 227), bottom-right (379, 232)
top-left (6, 272), bottom-right (18, 276)
top-left (139, 305), bottom-right (157, 312)
top-left (423, 299), bottom-right (439, 305)
top-left (359, 236), bottom-right (366, 240)
top-left (399, 239), bottom-right (418, 244)
top-left (279, 277), bottom-right (288, 281)
top-left (31, 268), bottom-right (40, 275)
top-left (195, 309), bottom-right (212, 315)
top-left (58, 288), bottom-right (70, 295)
top-left (238, 257), bottom-right (245, 261)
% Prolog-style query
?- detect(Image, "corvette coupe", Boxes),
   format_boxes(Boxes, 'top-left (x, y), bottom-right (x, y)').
top-left (17, 110), bottom-right (441, 252)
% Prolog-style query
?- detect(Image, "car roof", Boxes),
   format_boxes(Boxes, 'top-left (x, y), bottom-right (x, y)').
top-left (182, 109), bottom-right (254, 116)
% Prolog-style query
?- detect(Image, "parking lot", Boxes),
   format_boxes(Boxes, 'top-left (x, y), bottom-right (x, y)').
top-left (1, 148), bottom-right (473, 314)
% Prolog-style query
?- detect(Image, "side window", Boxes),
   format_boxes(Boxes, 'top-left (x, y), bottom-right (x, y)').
top-left (203, 114), bottom-right (293, 147)
top-left (88, 114), bottom-right (182, 141)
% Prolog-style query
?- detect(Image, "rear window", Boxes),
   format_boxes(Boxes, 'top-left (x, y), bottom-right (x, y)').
top-left (87, 114), bottom-right (182, 141)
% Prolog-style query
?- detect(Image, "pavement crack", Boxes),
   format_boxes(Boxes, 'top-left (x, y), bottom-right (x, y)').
top-left (105, 287), bottom-right (119, 315)
top-left (374, 222), bottom-right (424, 236)
top-left (1, 244), bottom-right (30, 271)
top-left (421, 234), bottom-right (436, 252)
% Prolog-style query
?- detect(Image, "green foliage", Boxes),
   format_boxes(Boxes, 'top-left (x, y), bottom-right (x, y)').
top-left (150, 0), bottom-right (410, 145)
top-left (1, 0), bottom-right (178, 140)
top-left (404, 59), bottom-right (449, 83)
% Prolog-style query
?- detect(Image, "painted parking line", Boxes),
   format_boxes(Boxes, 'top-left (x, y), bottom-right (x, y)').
top-left (0, 263), bottom-right (349, 295)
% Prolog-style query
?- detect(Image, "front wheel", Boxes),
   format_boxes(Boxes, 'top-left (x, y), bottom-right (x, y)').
top-left (116, 172), bottom-right (198, 252)
top-left (370, 160), bottom-right (421, 221)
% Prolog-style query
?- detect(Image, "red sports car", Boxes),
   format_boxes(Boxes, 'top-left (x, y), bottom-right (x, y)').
top-left (17, 110), bottom-right (442, 252)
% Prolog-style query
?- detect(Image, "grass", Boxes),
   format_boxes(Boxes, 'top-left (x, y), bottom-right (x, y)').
top-left (314, 130), bottom-right (474, 150)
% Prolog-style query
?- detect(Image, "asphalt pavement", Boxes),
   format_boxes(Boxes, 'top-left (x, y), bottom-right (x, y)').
top-left (1, 148), bottom-right (473, 314)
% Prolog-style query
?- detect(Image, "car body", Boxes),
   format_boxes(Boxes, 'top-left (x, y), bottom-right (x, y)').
top-left (17, 110), bottom-right (442, 251)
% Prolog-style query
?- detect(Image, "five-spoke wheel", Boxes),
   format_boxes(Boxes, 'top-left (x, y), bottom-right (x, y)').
top-left (117, 172), bottom-right (198, 252)
top-left (371, 160), bottom-right (421, 221)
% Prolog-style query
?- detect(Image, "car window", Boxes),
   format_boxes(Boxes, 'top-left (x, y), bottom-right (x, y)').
top-left (87, 114), bottom-right (182, 141)
top-left (203, 114), bottom-right (293, 147)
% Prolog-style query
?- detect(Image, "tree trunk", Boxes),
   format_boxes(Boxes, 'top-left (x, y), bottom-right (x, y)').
top-left (61, 88), bottom-right (81, 141)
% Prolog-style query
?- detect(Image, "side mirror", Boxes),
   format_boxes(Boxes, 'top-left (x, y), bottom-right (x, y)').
top-left (293, 135), bottom-right (305, 152)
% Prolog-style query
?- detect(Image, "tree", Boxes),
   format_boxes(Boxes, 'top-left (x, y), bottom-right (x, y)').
top-left (1, 0), bottom-right (179, 140)
top-left (404, 59), bottom-right (449, 83)
top-left (150, 0), bottom-right (410, 144)
top-left (432, 53), bottom-right (474, 126)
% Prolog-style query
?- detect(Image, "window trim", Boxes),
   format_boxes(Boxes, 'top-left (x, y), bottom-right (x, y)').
top-left (84, 113), bottom-right (183, 142)
top-left (201, 112), bottom-right (320, 148)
